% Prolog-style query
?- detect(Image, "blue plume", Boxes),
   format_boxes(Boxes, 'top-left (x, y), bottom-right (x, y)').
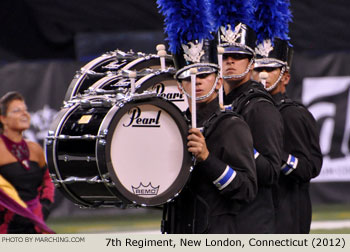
top-left (157, 0), bottom-right (213, 54)
top-left (252, 0), bottom-right (293, 44)
top-left (208, 0), bottom-right (254, 32)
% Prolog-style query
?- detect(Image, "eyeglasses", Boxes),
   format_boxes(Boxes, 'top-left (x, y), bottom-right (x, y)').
top-left (254, 67), bottom-right (280, 73)
top-left (223, 54), bottom-right (250, 60)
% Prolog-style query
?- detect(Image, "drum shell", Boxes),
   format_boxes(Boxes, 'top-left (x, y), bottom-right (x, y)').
top-left (46, 97), bottom-right (125, 208)
top-left (64, 52), bottom-right (127, 101)
top-left (65, 53), bottom-right (174, 101)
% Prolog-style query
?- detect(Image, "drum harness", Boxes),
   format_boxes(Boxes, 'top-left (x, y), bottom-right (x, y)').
top-left (224, 83), bottom-right (276, 114)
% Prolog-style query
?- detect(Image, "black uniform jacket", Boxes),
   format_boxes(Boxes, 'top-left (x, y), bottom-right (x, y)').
top-left (224, 80), bottom-right (284, 233)
top-left (163, 98), bottom-right (257, 234)
top-left (273, 92), bottom-right (323, 233)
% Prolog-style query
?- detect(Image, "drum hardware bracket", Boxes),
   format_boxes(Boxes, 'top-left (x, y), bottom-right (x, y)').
top-left (101, 173), bottom-right (115, 187)
top-left (124, 91), bottom-right (157, 102)
top-left (57, 154), bottom-right (97, 162)
top-left (79, 99), bottom-right (114, 109)
top-left (47, 134), bottom-right (105, 141)
top-left (50, 174), bottom-right (110, 185)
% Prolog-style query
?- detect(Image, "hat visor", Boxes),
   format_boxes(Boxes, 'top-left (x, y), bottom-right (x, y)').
top-left (254, 60), bottom-right (284, 69)
top-left (223, 46), bottom-right (253, 55)
top-left (176, 64), bottom-right (219, 80)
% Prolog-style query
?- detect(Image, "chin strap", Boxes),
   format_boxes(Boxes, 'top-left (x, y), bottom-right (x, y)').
top-left (223, 58), bottom-right (254, 80)
top-left (265, 66), bottom-right (286, 92)
top-left (179, 76), bottom-right (219, 101)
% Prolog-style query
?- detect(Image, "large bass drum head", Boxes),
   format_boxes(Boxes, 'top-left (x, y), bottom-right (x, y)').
top-left (103, 96), bottom-right (191, 206)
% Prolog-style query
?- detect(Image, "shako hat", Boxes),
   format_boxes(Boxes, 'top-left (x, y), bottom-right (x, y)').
top-left (157, 0), bottom-right (219, 80)
top-left (210, 0), bottom-right (256, 57)
top-left (252, 0), bottom-right (293, 69)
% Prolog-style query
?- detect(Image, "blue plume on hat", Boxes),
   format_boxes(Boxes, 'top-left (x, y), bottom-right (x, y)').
top-left (252, 0), bottom-right (293, 44)
top-left (156, 0), bottom-right (213, 54)
top-left (208, 0), bottom-right (254, 32)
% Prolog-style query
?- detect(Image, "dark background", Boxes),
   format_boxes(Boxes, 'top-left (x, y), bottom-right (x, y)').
top-left (1, 0), bottom-right (350, 61)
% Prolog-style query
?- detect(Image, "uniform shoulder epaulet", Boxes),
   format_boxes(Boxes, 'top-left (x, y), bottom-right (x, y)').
top-left (277, 98), bottom-right (306, 112)
top-left (202, 109), bottom-right (240, 138)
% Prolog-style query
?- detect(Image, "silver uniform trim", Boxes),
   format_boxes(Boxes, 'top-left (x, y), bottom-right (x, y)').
top-left (265, 66), bottom-right (286, 92)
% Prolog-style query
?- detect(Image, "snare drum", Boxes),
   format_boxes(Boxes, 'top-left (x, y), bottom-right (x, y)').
top-left (45, 94), bottom-right (192, 208)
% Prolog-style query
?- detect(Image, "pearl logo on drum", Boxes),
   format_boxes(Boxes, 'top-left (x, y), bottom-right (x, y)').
top-left (132, 182), bottom-right (160, 196)
top-left (152, 83), bottom-right (184, 102)
top-left (123, 107), bottom-right (161, 128)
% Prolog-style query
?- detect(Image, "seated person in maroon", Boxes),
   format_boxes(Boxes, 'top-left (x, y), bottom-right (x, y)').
top-left (0, 91), bottom-right (55, 234)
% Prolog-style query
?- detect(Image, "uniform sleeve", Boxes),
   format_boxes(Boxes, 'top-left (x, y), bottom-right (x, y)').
top-left (196, 117), bottom-right (257, 203)
top-left (280, 107), bottom-right (323, 182)
top-left (243, 100), bottom-right (284, 186)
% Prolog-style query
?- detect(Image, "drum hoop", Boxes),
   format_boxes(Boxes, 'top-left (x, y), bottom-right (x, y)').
top-left (122, 54), bottom-right (174, 71)
top-left (65, 53), bottom-right (121, 101)
top-left (87, 74), bottom-right (124, 93)
top-left (134, 70), bottom-right (175, 92)
top-left (101, 96), bottom-right (191, 206)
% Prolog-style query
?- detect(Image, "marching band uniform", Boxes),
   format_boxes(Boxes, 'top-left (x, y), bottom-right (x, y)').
top-left (164, 98), bottom-right (257, 233)
top-left (219, 23), bottom-right (284, 233)
top-left (273, 92), bottom-right (323, 233)
top-left (254, 39), bottom-right (323, 233)
top-left (157, 0), bottom-right (257, 233)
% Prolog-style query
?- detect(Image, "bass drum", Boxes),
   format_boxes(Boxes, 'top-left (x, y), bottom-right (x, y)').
top-left (45, 94), bottom-right (192, 208)
top-left (85, 68), bottom-right (188, 112)
top-left (64, 50), bottom-right (139, 101)
top-left (65, 51), bottom-right (174, 101)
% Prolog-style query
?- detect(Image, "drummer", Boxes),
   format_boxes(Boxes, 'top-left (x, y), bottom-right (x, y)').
top-left (158, 0), bottom-right (257, 233)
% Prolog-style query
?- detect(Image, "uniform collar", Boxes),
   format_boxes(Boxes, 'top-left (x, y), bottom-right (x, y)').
top-left (272, 92), bottom-right (288, 103)
top-left (185, 98), bottom-right (220, 127)
top-left (224, 80), bottom-right (263, 103)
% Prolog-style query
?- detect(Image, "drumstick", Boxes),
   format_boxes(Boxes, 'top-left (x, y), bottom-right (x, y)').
top-left (129, 71), bottom-right (137, 94)
top-left (156, 44), bottom-right (167, 71)
top-left (190, 67), bottom-right (197, 129)
top-left (217, 46), bottom-right (225, 109)
top-left (259, 71), bottom-right (269, 88)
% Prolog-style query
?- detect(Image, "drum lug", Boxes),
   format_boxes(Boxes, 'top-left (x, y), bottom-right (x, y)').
top-left (99, 139), bottom-right (107, 145)
top-left (50, 174), bottom-right (61, 188)
top-left (101, 129), bottom-right (108, 136)
top-left (63, 101), bottom-right (75, 108)
top-left (49, 175), bottom-right (110, 185)
top-left (101, 173), bottom-right (115, 187)
top-left (45, 131), bottom-right (55, 145)
top-left (55, 134), bottom-right (100, 140)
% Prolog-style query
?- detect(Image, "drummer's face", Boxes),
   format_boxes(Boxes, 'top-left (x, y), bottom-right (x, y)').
top-left (180, 72), bottom-right (221, 104)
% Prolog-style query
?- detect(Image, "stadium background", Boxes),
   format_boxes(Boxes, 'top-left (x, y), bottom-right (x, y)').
top-left (0, 0), bottom-right (350, 232)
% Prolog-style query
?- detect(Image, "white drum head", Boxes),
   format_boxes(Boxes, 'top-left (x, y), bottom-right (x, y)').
top-left (150, 80), bottom-right (188, 112)
top-left (109, 103), bottom-right (187, 205)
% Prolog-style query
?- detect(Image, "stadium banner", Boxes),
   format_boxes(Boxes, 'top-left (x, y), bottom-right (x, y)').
top-left (303, 77), bottom-right (350, 182)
